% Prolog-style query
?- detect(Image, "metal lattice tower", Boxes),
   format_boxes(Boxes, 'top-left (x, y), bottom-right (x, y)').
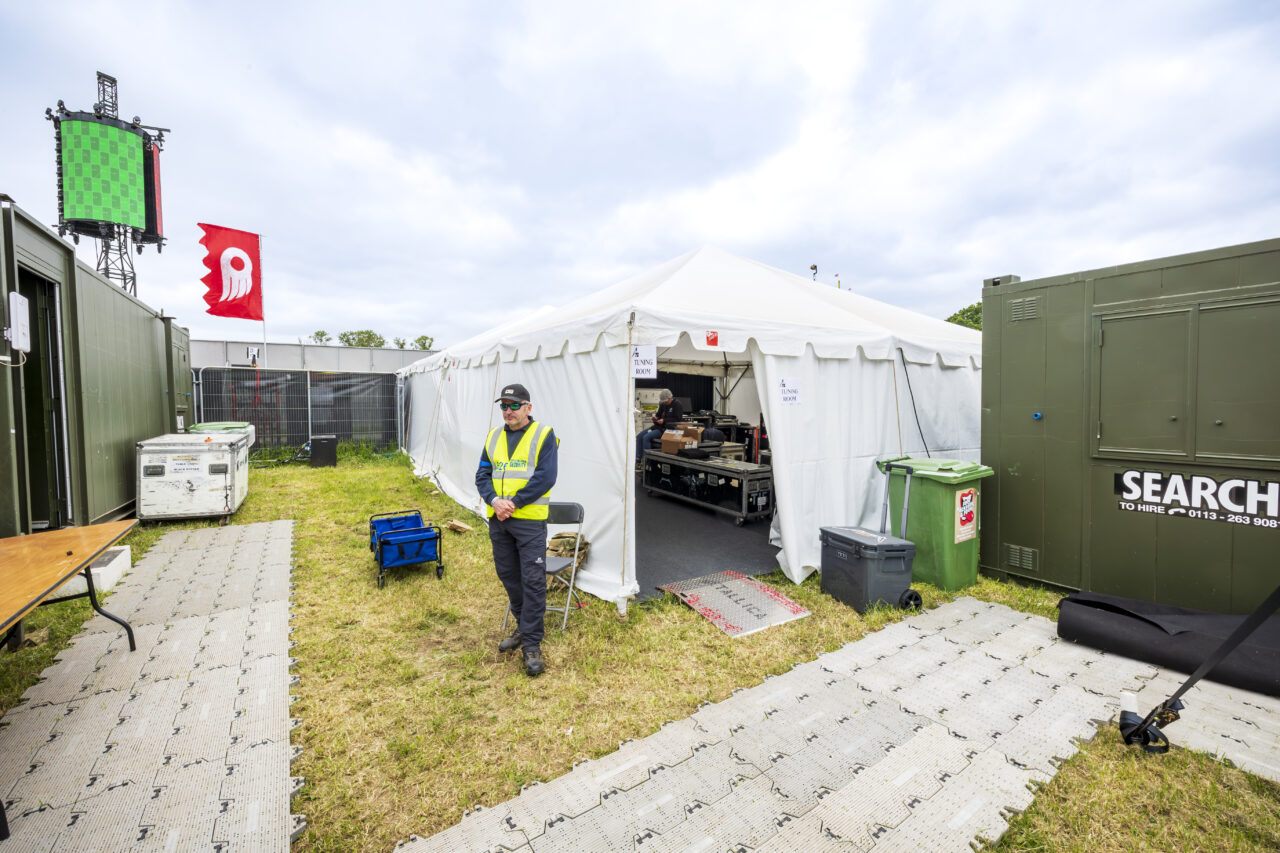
top-left (88, 72), bottom-right (137, 294)
top-left (95, 71), bottom-right (118, 118)
top-left (95, 223), bottom-right (137, 296)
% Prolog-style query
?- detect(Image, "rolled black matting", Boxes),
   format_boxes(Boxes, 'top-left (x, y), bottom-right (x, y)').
top-left (1058, 591), bottom-right (1280, 697)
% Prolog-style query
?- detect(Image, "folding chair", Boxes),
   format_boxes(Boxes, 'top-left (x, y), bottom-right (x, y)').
top-left (503, 501), bottom-right (587, 632)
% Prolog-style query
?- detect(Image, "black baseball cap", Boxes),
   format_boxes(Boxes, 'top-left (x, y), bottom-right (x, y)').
top-left (495, 383), bottom-right (531, 404)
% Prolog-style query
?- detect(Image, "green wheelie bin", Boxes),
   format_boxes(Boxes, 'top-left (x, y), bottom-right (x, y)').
top-left (876, 456), bottom-right (994, 591)
top-left (188, 421), bottom-right (256, 448)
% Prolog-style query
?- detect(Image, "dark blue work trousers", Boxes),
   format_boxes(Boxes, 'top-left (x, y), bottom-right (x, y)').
top-left (489, 516), bottom-right (548, 647)
top-left (636, 427), bottom-right (663, 461)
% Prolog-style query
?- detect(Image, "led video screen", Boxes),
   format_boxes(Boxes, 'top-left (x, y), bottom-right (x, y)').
top-left (59, 118), bottom-right (146, 229)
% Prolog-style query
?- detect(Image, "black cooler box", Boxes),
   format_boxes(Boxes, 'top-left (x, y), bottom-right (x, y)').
top-left (820, 526), bottom-right (918, 612)
top-left (819, 461), bottom-right (922, 613)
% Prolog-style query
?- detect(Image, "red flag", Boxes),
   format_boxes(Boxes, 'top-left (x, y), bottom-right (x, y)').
top-left (199, 223), bottom-right (263, 320)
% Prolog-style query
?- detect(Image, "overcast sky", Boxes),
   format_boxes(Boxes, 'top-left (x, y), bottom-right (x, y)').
top-left (2, 1), bottom-right (1277, 348)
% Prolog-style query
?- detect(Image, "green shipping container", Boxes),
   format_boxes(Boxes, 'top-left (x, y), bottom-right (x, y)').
top-left (1, 202), bottom-right (189, 536)
top-left (877, 457), bottom-right (993, 591)
top-left (981, 237), bottom-right (1280, 614)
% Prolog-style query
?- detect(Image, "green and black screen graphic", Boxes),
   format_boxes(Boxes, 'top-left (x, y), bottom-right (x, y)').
top-left (59, 118), bottom-right (146, 228)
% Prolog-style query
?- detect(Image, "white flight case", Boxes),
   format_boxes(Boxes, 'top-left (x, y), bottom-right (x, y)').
top-left (136, 432), bottom-right (250, 520)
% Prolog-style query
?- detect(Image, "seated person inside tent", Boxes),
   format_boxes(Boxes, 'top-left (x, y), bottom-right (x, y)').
top-left (635, 390), bottom-right (683, 469)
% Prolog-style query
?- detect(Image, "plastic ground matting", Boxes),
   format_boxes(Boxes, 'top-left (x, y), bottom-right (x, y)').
top-left (0, 521), bottom-right (301, 853)
top-left (396, 596), bottom-right (1280, 852)
top-left (660, 570), bottom-right (811, 637)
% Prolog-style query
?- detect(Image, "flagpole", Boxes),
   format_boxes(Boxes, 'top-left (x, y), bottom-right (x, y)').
top-left (260, 234), bottom-right (267, 369)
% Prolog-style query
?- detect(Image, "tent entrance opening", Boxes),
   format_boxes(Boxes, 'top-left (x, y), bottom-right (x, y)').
top-left (633, 371), bottom-right (778, 601)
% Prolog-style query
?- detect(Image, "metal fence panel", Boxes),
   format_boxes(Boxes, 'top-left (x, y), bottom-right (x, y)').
top-left (196, 367), bottom-right (397, 449)
top-left (309, 372), bottom-right (397, 447)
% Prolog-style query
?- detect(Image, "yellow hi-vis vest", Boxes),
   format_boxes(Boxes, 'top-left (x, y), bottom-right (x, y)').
top-left (485, 420), bottom-right (554, 520)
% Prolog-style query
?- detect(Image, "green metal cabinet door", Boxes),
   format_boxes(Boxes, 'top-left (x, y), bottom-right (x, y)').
top-left (166, 321), bottom-right (193, 431)
top-left (996, 292), bottom-right (1046, 580)
top-left (1040, 286), bottom-right (1086, 588)
top-left (1195, 300), bottom-right (1280, 465)
top-left (1097, 311), bottom-right (1192, 457)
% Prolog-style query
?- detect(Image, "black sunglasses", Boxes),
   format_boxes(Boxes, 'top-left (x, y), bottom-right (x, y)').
top-left (498, 401), bottom-right (526, 411)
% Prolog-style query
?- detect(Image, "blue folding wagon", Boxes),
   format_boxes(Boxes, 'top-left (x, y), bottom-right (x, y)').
top-left (369, 509), bottom-right (444, 588)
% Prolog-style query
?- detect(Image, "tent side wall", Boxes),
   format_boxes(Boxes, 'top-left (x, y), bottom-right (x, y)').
top-left (751, 343), bottom-right (981, 580)
top-left (404, 339), bottom-right (638, 605)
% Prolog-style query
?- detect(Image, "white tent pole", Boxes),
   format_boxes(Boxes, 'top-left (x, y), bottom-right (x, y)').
top-left (620, 312), bottom-right (635, 616)
top-left (891, 356), bottom-right (904, 457)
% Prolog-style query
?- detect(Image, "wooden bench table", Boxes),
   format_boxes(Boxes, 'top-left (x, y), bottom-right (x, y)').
top-left (0, 519), bottom-right (138, 841)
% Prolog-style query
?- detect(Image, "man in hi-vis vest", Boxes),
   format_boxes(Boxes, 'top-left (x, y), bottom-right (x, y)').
top-left (476, 383), bottom-right (559, 676)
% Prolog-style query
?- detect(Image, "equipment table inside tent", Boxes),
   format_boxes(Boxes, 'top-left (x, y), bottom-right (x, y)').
top-left (642, 450), bottom-right (773, 525)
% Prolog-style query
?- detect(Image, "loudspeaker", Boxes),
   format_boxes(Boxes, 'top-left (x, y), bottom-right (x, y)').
top-left (310, 435), bottom-right (337, 467)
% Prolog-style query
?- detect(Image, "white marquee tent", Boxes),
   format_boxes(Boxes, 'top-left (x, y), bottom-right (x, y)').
top-left (401, 247), bottom-right (981, 611)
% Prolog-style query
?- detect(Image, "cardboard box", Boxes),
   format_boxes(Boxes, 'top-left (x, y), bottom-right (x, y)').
top-left (681, 425), bottom-right (704, 441)
top-left (661, 429), bottom-right (697, 455)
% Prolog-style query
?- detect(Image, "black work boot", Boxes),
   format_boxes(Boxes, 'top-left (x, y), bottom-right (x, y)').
top-left (498, 629), bottom-right (523, 653)
top-left (523, 645), bottom-right (545, 676)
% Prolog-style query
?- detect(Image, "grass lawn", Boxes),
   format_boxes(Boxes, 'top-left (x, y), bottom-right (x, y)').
top-left (3, 452), bottom-right (1278, 851)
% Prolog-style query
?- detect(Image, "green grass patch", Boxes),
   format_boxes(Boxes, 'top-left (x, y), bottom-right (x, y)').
top-left (250, 441), bottom-right (404, 465)
top-left (2, 455), bottom-right (1276, 852)
top-left (993, 725), bottom-right (1280, 852)
top-left (0, 597), bottom-right (91, 713)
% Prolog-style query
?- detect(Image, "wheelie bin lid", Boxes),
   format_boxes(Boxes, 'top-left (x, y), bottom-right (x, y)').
top-left (188, 421), bottom-right (252, 432)
top-left (876, 456), bottom-right (993, 484)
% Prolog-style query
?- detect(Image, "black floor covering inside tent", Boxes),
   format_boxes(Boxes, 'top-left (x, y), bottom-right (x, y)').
top-left (1058, 591), bottom-right (1280, 697)
top-left (633, 478), bottom-right (781, 602)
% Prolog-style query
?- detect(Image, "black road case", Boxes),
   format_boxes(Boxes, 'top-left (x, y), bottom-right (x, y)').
top-left (642, 450), bottom-right (773, 525)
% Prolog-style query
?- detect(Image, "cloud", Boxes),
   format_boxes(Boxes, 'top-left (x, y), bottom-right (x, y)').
top-left (553, 1), bottom-right (1280, 317)
top-left (1, 1), bottom-right (1277, 344)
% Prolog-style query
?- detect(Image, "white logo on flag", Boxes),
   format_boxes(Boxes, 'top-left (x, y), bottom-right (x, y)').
top-left (220, 247), bottom-right (254, 301)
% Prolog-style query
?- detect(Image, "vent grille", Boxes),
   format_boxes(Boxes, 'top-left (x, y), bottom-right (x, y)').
top-left (1003, 543), bottom-right (1039, 572)
top-left (1008, 296), bottom-right (1041, 322)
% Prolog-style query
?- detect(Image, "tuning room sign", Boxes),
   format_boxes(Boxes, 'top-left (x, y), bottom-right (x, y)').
top-left (632, 345), bottom-right (657, 378)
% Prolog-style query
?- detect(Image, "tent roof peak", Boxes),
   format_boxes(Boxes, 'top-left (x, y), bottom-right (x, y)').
top-left (402, 247), bottom-right (979, 372)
